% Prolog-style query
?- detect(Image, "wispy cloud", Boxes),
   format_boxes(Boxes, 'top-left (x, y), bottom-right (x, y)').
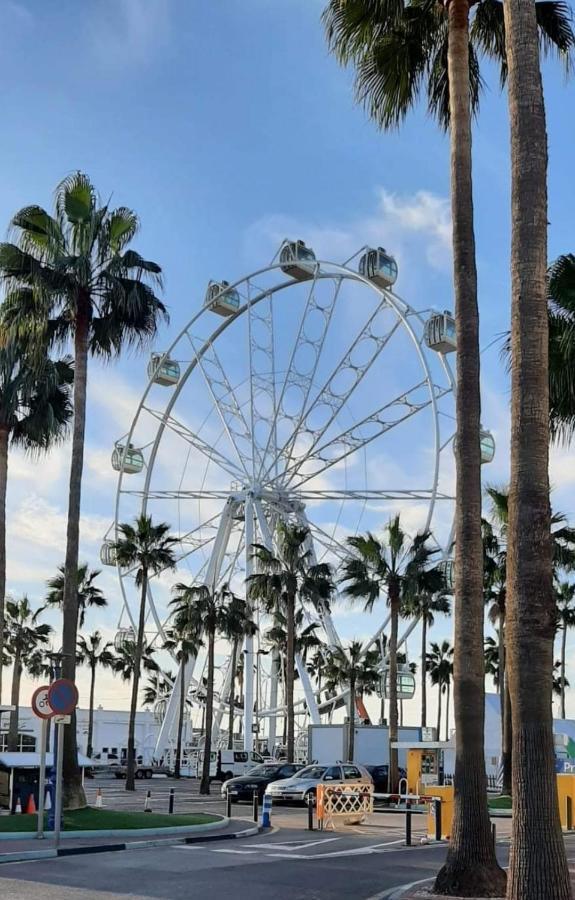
top-left (88, 0), bottom-right (172, 67)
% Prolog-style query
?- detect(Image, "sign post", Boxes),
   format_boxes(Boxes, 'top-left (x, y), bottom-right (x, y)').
top-left (31, 686), bottom-right (54, 841)
top-left (53, 718), bottom-right (66, 849)
top-left (46, 680), bottom-right (78, 838)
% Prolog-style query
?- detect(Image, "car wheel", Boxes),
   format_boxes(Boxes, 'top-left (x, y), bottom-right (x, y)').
top-left (135, 770), bottom-right (144, 780)
top-left (145, 770), bottom-right (153, 779)
top-left (223, 771), bottom-right (234, 782)
top-left (304, 789), bottom-right (316, 807)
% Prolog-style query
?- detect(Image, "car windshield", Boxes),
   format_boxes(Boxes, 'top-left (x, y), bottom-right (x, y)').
top-left (246, 765), bottom-right (281, 776)
top-left (296, 766), bottom-right (326, 779)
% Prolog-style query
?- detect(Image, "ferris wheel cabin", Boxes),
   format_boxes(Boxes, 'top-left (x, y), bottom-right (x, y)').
top-left (278, 239), bottom-right (316, 281)
top-left (114, 627), bottom-right (135, 652)
top-left (358, 247), bottom-right (398, 289)
top-left (439, 558), bottom-right (455, 590)
top-left (100, 540), bottom-right (117, 566)
top-left (480, 428), bottom-right (496, 464)
top-left (424, 311), bottom-right (457, 354)
top-left (205, 280), bottom-right (241, 316)
top-left (147, 353), bottom-right (180, 386)
top-left (111, 442), bottom-right (144, 474)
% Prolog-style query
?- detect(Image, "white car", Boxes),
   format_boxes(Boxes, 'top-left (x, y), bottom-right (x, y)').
top-left (265, 763), bottom-right (372, 805)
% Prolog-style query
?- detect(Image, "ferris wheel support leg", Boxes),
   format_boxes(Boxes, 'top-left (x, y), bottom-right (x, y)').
top-left (267, 648), bottom-right (280, 753)
top-left (154, 655), bottom-right (197, 759)
top-left (212, 655), bottom-right (234, 743)
top-left (243, 494), bottom-right (255, 753)
top-left (295, 654), bottom-right (320, 725)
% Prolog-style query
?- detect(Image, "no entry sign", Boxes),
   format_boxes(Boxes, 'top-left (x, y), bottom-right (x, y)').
top-left (31, 686), bottom-right (53, 719)
top-left (48, 679), bottom-right (79, 716)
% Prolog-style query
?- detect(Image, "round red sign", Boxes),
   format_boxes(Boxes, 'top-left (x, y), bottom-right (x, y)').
top-left (31, 685), bottom-right (54, 719)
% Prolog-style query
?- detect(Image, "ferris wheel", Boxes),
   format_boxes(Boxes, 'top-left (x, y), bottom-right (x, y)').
top-left (102, 240), bottom-right (481, 755)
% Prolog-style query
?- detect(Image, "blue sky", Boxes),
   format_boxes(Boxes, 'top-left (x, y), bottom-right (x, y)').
top-left (2, 0), bottom-right (574, 726)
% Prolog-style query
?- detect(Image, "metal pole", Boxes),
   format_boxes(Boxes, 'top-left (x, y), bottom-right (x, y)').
top-left (567, 796), bottom-right (573, 831)
top-left (36, 718), bottom-right (47, 840)
top-left (168, 788), bottom-right (174, 815)
top-left (491, 822), bottom-right (497, 848)
top-left (307, 797), bottom-right (314, 831)
top-left (405, 808), bottom-right (412, 846)
top-left (252, 789), bottom-right (259, 823)
top-left (226, 790), bottom-right (232, 819)
top-left (244, 496), bottom-right (255, 752)
top-left (434, 798), bottom-right (442, 842)
top-left (54, 723), bottom-right (64, 848)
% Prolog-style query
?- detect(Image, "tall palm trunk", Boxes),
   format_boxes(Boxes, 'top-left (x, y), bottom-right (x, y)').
top-left (498, 615), bottom-right (506, 735)
top-left (503, 0), bottom-right (569, 894)
top-left (7, 649), bottom-right (21, 752)
top-left (87, 661), bottom-right (96, 758)
top-left (387, 584), bottom-right (399, 793)
top-left (348, 670), bottom-right (356, 762)
top-left (435, 0), bottom-right (505, 893)
top-left (174, 657), bottom-right (186, 779)
top-left (0, 427), bottom-right (8, 708)
top-left (228, 639), bottom-right (238, 750)
top-left (421, 614), bottom-right (427, 728)
top-left (126, 569), bottom-right (148, 791)
top-left (61, 302), bottom-right (90, 809)
top-left (561, 623), bottom-right (567, 720)
top-left (200, 631), bottom-right (215, 795)
top-left (286, 593), bottom-right (296, 763)
top-left (437, 676), bottom-right (443, 739)
top-left (502, 677), bottom-right (512, 796)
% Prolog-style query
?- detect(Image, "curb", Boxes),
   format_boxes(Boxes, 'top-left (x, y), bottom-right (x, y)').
top-left (0, 815), bottom-right (227, 842)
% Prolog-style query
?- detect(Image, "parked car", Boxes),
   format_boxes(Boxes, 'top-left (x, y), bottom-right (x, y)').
top-left (265, 763), bottom-right (372, 805)
top-left (364, 765), bottom-right (407, 794)
top-left (221, 763), bottom-right (303, 802)
top-left (197, 749), bottom-right (266, 781)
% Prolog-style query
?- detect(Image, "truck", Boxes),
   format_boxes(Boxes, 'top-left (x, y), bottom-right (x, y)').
top-left (114, 763), bottom-right (172, 780)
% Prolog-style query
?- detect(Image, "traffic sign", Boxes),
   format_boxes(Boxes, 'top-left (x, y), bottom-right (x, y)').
top-left (48, 679), bottom-right (79, 716)
top-left (52, 715), bottom-right (71, 725)
top-left (31, 686), bottom-right (54, 720)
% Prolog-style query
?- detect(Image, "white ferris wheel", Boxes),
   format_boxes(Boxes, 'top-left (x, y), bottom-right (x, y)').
top-left (102, 240), bottom-right (492, 757)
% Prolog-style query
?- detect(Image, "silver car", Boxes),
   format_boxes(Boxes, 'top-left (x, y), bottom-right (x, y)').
top-left (265, 763), bottom-right (372, 805)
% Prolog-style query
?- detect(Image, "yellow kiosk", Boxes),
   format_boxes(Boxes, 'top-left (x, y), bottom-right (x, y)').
top-left (392, 738), bottom-right (455, 840)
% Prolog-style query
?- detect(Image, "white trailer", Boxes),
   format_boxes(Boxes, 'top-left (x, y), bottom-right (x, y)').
top-left (308, 724), bottom-right (421, 767)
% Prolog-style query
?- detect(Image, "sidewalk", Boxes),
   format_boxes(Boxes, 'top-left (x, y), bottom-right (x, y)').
top-left (0, 817), bottom-right (261, 864)
top-left (396, 865), bottom-right (575, 899)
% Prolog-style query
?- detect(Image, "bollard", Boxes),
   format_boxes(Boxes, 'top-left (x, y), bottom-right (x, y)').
top-left (95, 788), bottom-right (103, 809)
top-left (253, 789), bottom-right (259, 824)
top-left (405, 809), bottom-right (412, 847)
top-left (261, 794), bottom-right (272, 829)
top-left (168, 788), bottom-right (175, 815)
top-left (434, 799), bottom-right (442, 842)
top-left (491, 822), bottom-right (496, 849)
top-left (567, 796), bottom-right (573, 832)
top-left (307, 796), bottom-right (315, 831)
top-left (226, 790), bottom-right (232, 819)
top-left (144, 790), bottom-right (152, 813)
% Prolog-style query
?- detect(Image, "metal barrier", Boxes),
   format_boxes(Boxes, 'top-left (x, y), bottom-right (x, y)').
top-left (316, 783), bottom-right (374, 831)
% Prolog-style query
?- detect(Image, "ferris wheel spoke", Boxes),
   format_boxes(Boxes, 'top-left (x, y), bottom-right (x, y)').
top-left (247, 283), bottom-right (277, 478)
top-left (185, 331), bottom-right (252, 477)
top-left (144, 406), bottom-right (245, 481)
top-left (286, 380), bottom-right (451, 488)
top-left (259, 273), bottom-right (342, 482)
top-left (270, 302), bottom-right (401, 482)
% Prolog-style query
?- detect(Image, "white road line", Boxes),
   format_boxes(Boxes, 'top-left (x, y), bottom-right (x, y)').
top-left (210, 848), bottom-right (260, 855)
top-left (363, 875), bottom-right (435, 900)
top-left (245, 838), bottom-right (341, 851)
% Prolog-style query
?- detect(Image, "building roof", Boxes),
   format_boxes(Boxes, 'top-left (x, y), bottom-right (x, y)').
top-left (0, 752), bottom-right (93, 769)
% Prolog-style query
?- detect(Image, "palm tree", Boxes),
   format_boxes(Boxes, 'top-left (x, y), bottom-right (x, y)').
top-left (46, 563), bottom-right (107, 628)
top-left (323, 4), bottom-right (571, 893)
top-left (163, 626), bottom-right (199, 778)
top-left (112, 640), bottom-right (159, 682)
top-left (323, 641), bottom-right (380, 761)
top-left (247, 523), bottom-right (334, 763)
top-left (170, 582), bottom-right (236, 794)
top-left (0, 345), bottom-right (72, 705)
top-left (76, 632), bottom-right (115, 758)
top-left (426, 641), bottom-right (454, 741)
top-left (555, 581), bottom-right (575, 720)
top-left (553, 659), bottom-right (570, 700)
top-left (402, 591), bottom-right (450, 728)
top-left (0, 173), bottom-right (168, 806)
top-left (484, 636), bottom-right (500, 691)
top-left (142, 670), bottom-right (174, 714)
top-left (220, 595), bottom-right (256, 751)
top-left (340, 518), bottom-right (442, 792)
top-left (5, 597), bottom-right (51, 750)
top-left (504, 0), bottom-right (572, 890)
top-left (112, 515), bottom-right (177, 790)
top-left (547, 254), bottom-right (575, 443)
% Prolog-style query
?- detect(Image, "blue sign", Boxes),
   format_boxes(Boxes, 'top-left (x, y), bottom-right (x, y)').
top-left (48, 679), bottom-right (78, 715)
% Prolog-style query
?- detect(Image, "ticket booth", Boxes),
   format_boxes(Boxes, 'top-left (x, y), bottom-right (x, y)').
top-left (391, 739), bottom-right (453, 795)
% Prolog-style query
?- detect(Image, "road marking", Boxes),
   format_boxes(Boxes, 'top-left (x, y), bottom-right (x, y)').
top-left (362, 875), bottom-right (435, 900)
top-left (210, 848), bottom-right (260, 855)
top-left (245, 838), bottom-right (341, 851)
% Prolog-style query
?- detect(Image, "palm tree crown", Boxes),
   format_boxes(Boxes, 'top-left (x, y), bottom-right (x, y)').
top-left (47, 563), bottom-right (107, 629)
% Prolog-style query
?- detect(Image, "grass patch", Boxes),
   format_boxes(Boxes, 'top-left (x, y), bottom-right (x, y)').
top-left (488, 795), bottom-right (512, 810)
top-left (0, 807), bottom-right (219, 833)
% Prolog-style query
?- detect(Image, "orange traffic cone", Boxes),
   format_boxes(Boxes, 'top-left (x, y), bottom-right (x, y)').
top-left (26, 794), bottom-right (36, 814)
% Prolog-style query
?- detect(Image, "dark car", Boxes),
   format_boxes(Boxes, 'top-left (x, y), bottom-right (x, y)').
top-left (365, 765), bottom-right (407, 794)
top-left (221, 763), bottom-right (303, 802)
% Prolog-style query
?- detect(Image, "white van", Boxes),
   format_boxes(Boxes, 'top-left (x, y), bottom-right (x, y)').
top-left (196, 749), bottom-right (265, 781)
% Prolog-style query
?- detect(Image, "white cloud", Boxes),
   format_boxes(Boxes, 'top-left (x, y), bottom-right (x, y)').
top-left (244, 187), bottom-right (453, 277)
top-left (88, 0), bottom-right (172, 67)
